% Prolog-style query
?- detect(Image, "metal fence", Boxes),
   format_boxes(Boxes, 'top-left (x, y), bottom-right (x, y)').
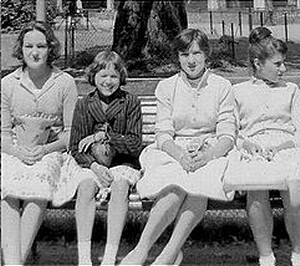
top-left (58, 7), bottom-right (300, 71)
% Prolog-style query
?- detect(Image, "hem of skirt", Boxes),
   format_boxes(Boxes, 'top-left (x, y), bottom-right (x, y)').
top-left (224, 182), bottom-right (287, 191)
top-left (138, 184), bottom-right (234, 202)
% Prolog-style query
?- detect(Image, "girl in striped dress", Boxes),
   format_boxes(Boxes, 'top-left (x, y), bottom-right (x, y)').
top-left (69, 50), bottom-right (143, 265)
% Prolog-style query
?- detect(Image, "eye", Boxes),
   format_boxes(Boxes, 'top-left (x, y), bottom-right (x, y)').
top-left (37, 44), bottom-right (48, 49)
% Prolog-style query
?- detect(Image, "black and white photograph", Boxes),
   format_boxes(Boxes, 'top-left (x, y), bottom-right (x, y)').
top-left (1, 0), bottom-right (300, 265)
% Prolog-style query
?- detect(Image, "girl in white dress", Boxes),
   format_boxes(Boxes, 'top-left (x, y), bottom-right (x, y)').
top-left (0, 21), bottom-right (84, 265)
top-left (120, 28), bottom-right (236, 265)
top-left (225, 27), bottom-right (300, 266)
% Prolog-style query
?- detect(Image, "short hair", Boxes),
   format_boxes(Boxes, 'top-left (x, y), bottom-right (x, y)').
top-left (12, 21), bottom-right (61, 66)
top-left (248, 26), bottom-right (287, 71)
top-left (172, 28), bottom-right (210, 58)
top-left (86, 50), bottom-right (128, 86)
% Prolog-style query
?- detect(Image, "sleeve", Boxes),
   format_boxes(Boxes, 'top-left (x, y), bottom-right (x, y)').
top-left (59, 77), bottom-right (78, 148)
top-left (1, 78), bottom-right (15, 155)
top-left (69, 98), bottom-right (97, 168)
top-left (291, 84), bottom-right (300, 147)
top-left (108, 94), bottom-right (143, 157)
top-left (216, 80), bottom-right (237, 143)
top-left (154, 80), bottom-right (175, 149)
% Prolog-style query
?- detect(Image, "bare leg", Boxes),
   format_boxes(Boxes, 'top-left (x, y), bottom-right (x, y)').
top-left (281, 187), bottom-right (300, 264)
top-left (1, 197), bottom-right (22, 265)
top-left (152, 195), bottom-right (207, 265)
top-left (21, 199), bottom-right (47, 263)
top-left (101, 178), bottom-right (130, 265)
top-left (247, 191), bottom-right (275, 265)
top-left (120, 186), bottom-right (186, 265)
top-left (75, 179), bottom-right (98, 265)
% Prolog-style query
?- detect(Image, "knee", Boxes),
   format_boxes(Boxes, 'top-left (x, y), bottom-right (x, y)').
top-left (77, 179), bottom-right (97, 201)
top-left (111, 177), bottom-right (130, 193)
top-left (247, 191), bottom-right (269, 205)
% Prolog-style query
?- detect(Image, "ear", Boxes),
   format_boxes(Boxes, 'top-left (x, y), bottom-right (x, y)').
top-left (253, 58), bottom-right (261, 70)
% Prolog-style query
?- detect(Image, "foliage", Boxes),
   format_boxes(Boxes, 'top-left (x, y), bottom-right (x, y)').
top-left (1, 0), bottom-right (59, 33)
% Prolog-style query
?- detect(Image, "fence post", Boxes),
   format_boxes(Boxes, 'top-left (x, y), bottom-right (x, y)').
top-left (284, 13), bottom-right (288, 42)
top-left (222, 20), bottom-right (225, 35)
top-left (210, 11), bottom-right (213, 35)
top-left (231, 23), bottom-right (235, 59)
top-left (70, 18), bottom-right (75, 63)
top-left (248, 7), bottom-right (253, 32)
top-left (260, 11), bottom-right (264, 26)
top-left (64, 13), bottom-right (68, 67)
top-left (238, 11), bottom-right (242, 36)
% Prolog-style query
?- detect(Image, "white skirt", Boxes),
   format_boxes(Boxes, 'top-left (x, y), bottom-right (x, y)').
top-left (136, 139), bottom-right (235, 201)
top-left (224, 131), bottom-right (300, 192)
top-left (1, 152), bottom-right (143, 206)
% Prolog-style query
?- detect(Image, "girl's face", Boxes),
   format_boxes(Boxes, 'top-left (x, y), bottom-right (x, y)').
top-left (22, 30), bottom-right (49, 69)
top-left (179, 41), bottom-right (206, 79)
top-left (95, 65), bottom-right (120, 96)
top-left (256, 52), bottom-right (286, 83)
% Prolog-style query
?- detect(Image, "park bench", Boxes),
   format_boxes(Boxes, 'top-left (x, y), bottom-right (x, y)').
top-left (47, 94), bottom-right (283, 212)
top-left (31, 86), bottom-right (284, 260)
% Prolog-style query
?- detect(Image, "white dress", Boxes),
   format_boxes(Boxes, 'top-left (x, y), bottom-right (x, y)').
top-left (224, 78), bottom-right (300, 197)
top-left (136, 71), bottom-right (236, 201)
top-left (1, 68), bottom-right (97, 206)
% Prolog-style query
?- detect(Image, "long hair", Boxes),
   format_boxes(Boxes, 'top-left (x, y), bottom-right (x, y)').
top-left (12, 21), bottom-right (61, 66)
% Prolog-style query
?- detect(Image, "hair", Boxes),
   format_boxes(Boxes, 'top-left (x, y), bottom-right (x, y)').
top-left (86, 50), bottom-right (128, 86)
top-left (248, 26), bottom-right (287, 71)
top-left (172, 28), bottom-right (210, 58)
top-left (12, 21), bottom-right (61, 66)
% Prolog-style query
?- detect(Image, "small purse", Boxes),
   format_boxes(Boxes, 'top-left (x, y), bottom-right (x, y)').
top-left (91, 123), bottom-right (116, 167)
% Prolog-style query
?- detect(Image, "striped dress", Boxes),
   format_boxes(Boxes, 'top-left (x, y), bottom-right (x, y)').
top-left (69, 88), bottom-right (143, 185)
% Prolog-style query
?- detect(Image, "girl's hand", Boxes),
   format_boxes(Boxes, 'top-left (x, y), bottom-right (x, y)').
top-left (79, 132), bottom-right (105, 153)
top-left (190, 150), bottom-right (213, 172)
top-left (14, 146), bottom-right (43, 165)
top-left (263, 146), bottom-right (278, 161)
top-left (179, 152), bottom-right (195, 172)
top-left (90, 162), bottom-right (114, 187)
top-left (242, 140), bottom-right (263, 156)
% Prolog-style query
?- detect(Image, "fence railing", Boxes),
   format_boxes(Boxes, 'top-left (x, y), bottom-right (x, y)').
top-left (58, 7), bottom-right (299, 70)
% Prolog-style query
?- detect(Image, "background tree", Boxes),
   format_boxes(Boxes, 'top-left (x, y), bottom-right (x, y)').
top-left (112, 0), bottom-right (187, 72)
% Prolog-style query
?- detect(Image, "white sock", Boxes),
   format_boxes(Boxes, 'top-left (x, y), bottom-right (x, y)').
top-left (291, 252), bottom-right (300, 266)
top-left (101, 244), bottom-right (118, 264)
top-left (78, 240), bottom-right (92, 265)
top-left (259, 253), bottom-right (275, 266)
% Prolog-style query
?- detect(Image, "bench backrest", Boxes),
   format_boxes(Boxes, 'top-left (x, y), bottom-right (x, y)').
top-left (139, 95), bottom-right (156, 146)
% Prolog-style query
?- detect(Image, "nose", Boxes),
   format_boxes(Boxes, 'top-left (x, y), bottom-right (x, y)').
top-left (187, 54), bottom-right (195, 64)
top-left (279, 62), bottom-right (286, 73)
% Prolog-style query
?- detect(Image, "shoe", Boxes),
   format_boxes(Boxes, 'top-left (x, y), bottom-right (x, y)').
top-left (173, 250), bottom-right (183, 266)
top-left (259, 253), bottom-right (275, 266)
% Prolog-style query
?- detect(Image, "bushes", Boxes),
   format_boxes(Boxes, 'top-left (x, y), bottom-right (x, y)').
top-left (1, 0), bottom-right (58, 33)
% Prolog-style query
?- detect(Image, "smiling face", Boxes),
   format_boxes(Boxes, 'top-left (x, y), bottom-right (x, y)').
top-left (256, 52), bottom-right (286, 83)
top-left (95, 65), bottom-right (121, 96)
top-left (178, 41), bottom-right (206, 79)
top-left (22, 30), bottom-right (49, 70)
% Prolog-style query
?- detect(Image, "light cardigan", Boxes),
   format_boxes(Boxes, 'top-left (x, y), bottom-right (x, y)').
top-left (1, 67), bottom-right (78, 154)
top-left (155, 71), bottom-right (236, 149)
top-left (233, 77), bottom-right (300, 148)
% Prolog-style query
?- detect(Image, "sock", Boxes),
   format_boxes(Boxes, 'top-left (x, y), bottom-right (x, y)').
top-left (291, 252), bottom-right (300, 266)
top-left (259, 253), bottom-right (275, 266)
top-left (101, 244), bottom-right (118, 264)
top-left (78, 240), bottom-right (92, 265)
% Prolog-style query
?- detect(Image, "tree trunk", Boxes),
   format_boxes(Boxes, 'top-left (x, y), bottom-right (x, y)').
top-left (36, 0), bottom-right (46, 21)
top-left (146, 1), bottom-right (187, 57)
top-left (112, 1), bottom-right (154, 60)
top-left (112, 0), bottom-right (187, 63)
